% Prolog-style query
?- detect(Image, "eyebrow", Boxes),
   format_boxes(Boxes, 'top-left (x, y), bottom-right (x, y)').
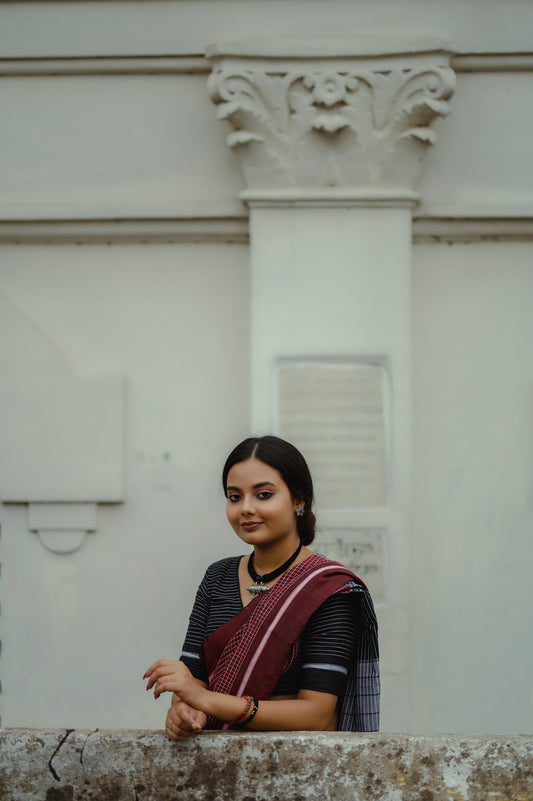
top-left (226, 481), bottom-right (277, 492)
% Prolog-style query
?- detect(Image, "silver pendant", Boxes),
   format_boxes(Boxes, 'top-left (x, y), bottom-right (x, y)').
top-left (247, 582), bottom-right (269, 597)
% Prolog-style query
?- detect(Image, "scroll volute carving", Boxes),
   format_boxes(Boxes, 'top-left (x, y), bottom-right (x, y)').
top-left (207, 44), bottom-right (455, 194)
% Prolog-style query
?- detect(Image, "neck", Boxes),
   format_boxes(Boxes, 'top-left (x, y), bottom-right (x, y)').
top-left (252, 537), bottom-right (301, 574)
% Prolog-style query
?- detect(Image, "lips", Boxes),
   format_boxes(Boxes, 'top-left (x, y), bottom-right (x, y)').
top-left (241, 522), bottom-right (262, 532)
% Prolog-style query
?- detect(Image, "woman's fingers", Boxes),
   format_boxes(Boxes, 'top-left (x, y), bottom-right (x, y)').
top-left (144, 658), bottom-right (182, 691)
top-left (179, 704), bottom-right (206, 731)
top-left (154, 677), bottom-right (180, 699)
top-left (166, 718), bottom-right (178, 740)
top-left (154, 673), bottom-right (185, 698)
top-left (144, 659), bottom-right (166, 682)
top-left (165, 701), bottom-right (206, 739)
top-left (144, 660), bottom-right (203, 708)
top-left (166, 706), bottom-right (185, 740)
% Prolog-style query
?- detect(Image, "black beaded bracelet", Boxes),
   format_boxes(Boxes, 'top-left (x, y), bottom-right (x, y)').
top-left (233, 695), bottom-right (258, 729)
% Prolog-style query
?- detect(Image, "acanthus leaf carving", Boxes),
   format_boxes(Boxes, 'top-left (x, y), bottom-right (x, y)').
top-left (312, 113), bottom-right (350, 133)
top-left (401, 128), bottom-right (438, 145)
top-left (207, 51), bottom-right (455, 195)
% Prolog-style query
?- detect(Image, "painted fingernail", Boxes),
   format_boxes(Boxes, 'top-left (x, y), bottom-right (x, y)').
top-left (143, 673), bottom-right (147, 679)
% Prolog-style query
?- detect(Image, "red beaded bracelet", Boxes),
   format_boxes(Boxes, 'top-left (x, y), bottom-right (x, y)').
top-left (229, 695), bottom-right (252, 727)
top-left (234, 695), bottom-right (259, 729)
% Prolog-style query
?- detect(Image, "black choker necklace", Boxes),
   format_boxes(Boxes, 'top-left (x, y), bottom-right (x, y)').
top-left (247, 541), bottom-right (303, 597)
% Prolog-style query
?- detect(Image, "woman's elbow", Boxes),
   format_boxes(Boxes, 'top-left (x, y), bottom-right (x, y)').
top-left (297, 691), bottom-right (338, 731)
top-left (310, 705), bottom-right (338, 731)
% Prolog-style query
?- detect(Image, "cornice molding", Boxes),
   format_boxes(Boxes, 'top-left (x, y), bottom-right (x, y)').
top-left (1, 216), bottom-right (532, 245)
top-left (413, 216), bottom-right (533, 243)
top-left (453, 53), bottom-right (533, 72)
top-left (0, 217), bottom-right (249, 244)
top-left (0, 56), bottom-right (209, 76)
top-left (1, 52), bottom-right (531, 77)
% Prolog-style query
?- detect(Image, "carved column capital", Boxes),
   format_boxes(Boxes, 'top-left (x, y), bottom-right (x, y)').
top-left (206, 39), bottom-right (455, 206)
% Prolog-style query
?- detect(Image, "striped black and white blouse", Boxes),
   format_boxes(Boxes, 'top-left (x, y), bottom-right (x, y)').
top-left (180, 556), bottom-right (361, 698)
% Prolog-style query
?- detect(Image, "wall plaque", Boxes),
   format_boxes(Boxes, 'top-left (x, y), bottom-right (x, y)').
top-left (276, 362), bottom-right (389, 508)
top-left (314, 529), bottom-right (386, 603)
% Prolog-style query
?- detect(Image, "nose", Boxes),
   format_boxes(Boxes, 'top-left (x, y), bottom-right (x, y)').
top-left (241, 493), bottom-right (256, 516)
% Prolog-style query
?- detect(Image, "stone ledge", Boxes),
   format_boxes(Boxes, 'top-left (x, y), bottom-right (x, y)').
top-left (0, 728), bottom-right (531, 801)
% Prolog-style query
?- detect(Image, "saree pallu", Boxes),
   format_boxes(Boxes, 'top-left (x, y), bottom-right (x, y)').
top-left (200, 553), bottom-right (380, 731)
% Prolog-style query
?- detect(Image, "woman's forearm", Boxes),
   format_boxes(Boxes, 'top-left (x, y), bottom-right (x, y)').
top-left (200, 688), bottom-right (337, 731)
top-left (146, 658), bottom-right (337, 732)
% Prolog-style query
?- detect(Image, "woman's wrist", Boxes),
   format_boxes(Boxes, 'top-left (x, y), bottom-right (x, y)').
top-left (201, 690), bottom-right (253, 724)
top-left (196, 685), bottom-right (215, 716)
top-left (198, 688), bottom-right (222, 719)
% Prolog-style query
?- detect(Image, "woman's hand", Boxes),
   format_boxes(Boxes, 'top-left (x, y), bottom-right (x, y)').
top-left (165, 697), bottom-right (207, 740)
top-left (144, 659), bottom-right (207, 709)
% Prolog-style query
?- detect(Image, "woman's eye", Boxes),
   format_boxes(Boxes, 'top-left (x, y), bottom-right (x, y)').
top-left (227, 494), bottom-right (241, 503)
top-left (257, 491), bottom-right (273, 500)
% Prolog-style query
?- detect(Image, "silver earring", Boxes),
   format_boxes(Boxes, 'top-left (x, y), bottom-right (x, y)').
top-left (296, 505), bottom-right (305, 517)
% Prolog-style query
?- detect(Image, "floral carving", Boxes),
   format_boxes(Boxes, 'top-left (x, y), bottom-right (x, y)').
top-left (207, 59), bottom-right (455, 192)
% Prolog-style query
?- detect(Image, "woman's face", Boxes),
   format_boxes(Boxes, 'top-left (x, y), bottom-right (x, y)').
top-left (225, 457), bottom-right (300, 550)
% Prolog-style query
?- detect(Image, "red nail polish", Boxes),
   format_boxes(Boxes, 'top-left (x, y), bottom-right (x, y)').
top-left (143, 673), bottom-right (147, 680)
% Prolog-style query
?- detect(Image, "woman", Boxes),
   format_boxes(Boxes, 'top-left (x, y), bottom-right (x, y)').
top-left (144, 435), bottom-right (380, 738)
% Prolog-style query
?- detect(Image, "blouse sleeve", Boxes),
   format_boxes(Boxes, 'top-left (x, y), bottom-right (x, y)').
top-left (297, 590), bottom-right (359, 697)
top-left (179, 568), bottom-right (211, 683)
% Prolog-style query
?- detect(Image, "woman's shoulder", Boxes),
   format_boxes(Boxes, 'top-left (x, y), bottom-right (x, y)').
top-left (311, 552), bottom-right (368, 589)
top-left (202, 555), bottom-right (242, 583)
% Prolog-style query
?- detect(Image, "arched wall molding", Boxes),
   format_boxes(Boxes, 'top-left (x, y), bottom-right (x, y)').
top-left (0, 293), bottom-right (125, 553)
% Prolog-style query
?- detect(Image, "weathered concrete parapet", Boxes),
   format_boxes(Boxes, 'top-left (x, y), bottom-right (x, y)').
top-left (206, 38), bottom-right (455, 206)
top-left (1, 729), bottom-right (531, 801)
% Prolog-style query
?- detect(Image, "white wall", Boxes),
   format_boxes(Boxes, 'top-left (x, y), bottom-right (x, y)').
top-left (412, 241), bottom-right (533, 734)
top-left (0, 243), bottom-right (249, 728)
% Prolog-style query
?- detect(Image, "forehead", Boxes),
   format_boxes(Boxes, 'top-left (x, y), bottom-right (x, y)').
top-left (226, 457), bottom-right (285, 488)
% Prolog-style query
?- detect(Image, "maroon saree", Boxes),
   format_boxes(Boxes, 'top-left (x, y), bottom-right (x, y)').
top-left (199, 554), bottom-right (359, 729)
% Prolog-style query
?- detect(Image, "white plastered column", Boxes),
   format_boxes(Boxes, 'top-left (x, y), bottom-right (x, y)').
top-left (207, 39), bottom-right (455, 731)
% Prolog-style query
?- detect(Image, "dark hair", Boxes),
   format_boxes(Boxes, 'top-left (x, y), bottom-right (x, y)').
top-left (222, 435), bottom-right (316, 546)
